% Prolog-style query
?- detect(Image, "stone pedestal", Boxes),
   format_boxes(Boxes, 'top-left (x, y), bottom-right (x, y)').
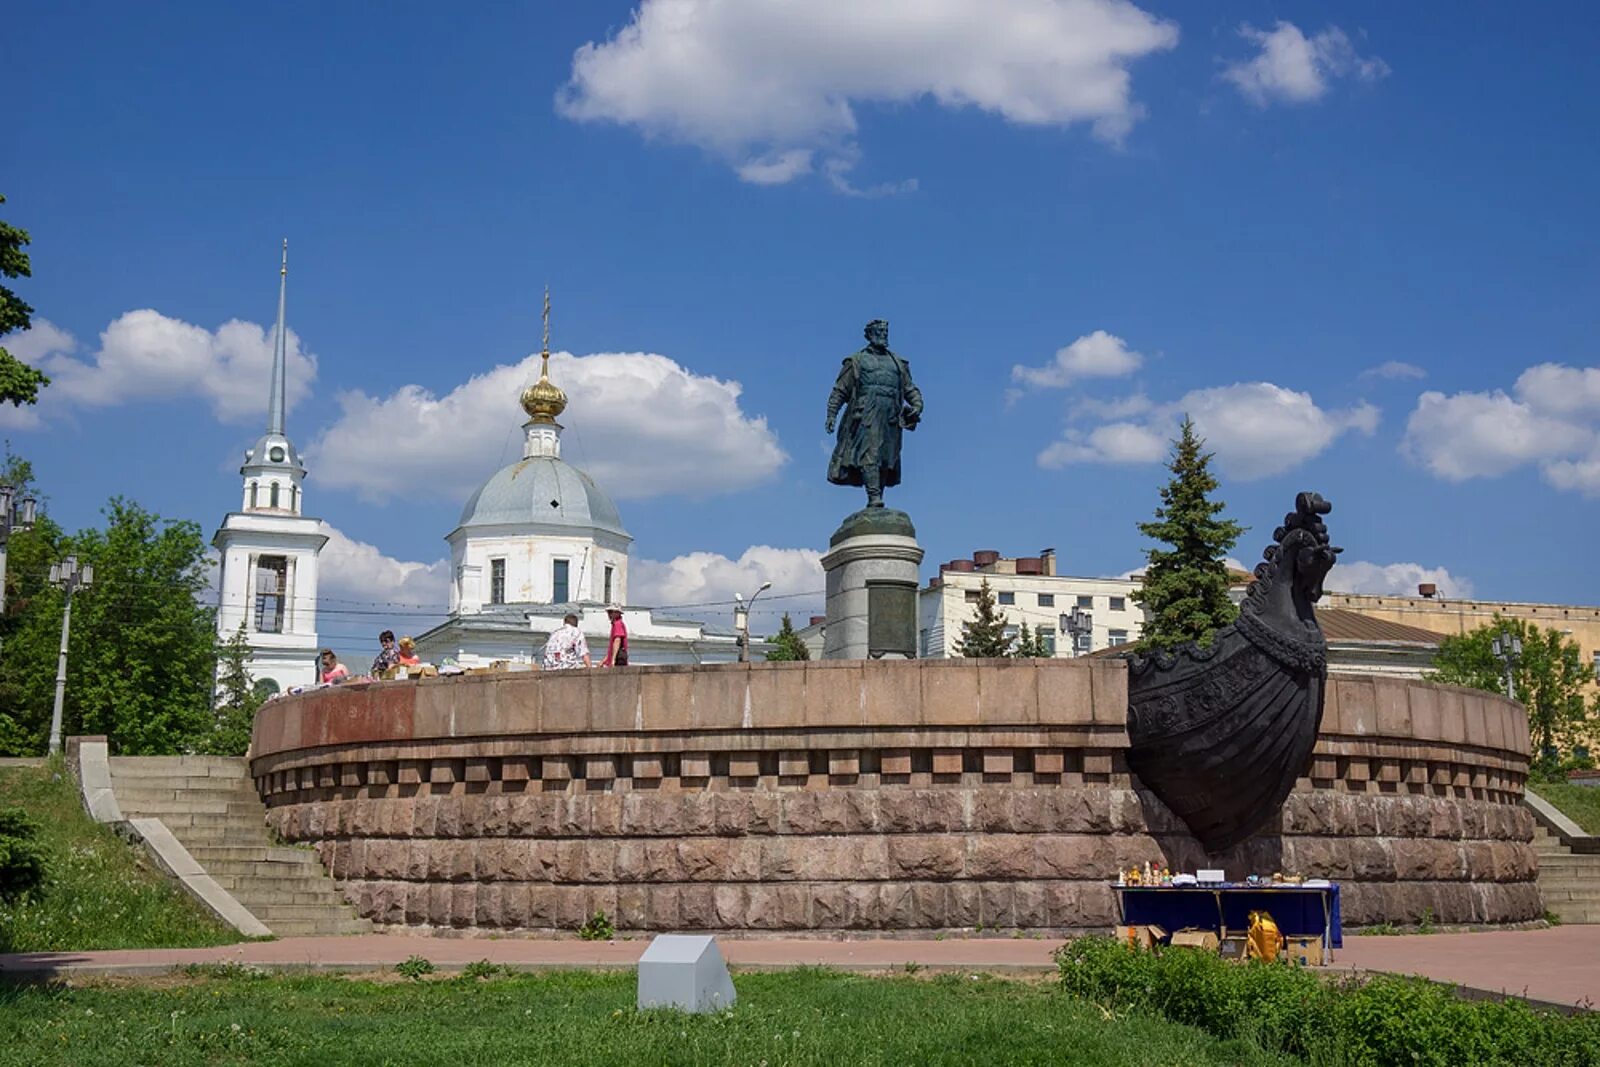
top-left (820, 508), bottom-right (924, 660)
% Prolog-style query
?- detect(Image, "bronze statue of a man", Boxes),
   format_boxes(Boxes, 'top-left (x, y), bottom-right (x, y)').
top-left (825, 319), bottom-right (924, 509)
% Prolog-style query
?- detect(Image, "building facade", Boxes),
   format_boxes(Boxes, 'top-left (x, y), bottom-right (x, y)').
top-left (413, 296), bottom-right (744, 667)
top-left (211, 243), bottom-right (326, 694)
top-left (918, 548), bottom-right (1147, 658)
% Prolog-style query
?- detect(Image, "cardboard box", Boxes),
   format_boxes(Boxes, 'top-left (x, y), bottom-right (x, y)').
top-left (1170, 928), bottom-right (1220, 951)
top-left (1114, 924), bottom-right (1168, 951)
top-left (1284, 936), bottom-right (1324, 967)
top-left (1218, 935), bottom-right (1248, 962)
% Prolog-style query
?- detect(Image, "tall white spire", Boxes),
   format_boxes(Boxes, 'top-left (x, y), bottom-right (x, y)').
top-left (266, 239), bottom-right (288, 436)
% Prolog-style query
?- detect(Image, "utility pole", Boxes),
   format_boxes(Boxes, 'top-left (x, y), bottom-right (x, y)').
top-left (735, 581), bottom-right (772, 663)
top-left (47, 554), bottom-right (93, 756)
top-left (0, 484), bottom-right (39, 616)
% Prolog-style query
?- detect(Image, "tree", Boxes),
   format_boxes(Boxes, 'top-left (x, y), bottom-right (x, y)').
top-left (1011, 622), bottom-right (1051, 659)
top-left (1426, 617), bottom-right (1596, 768)
top-left (764, 612), bottom-right (812, 662)
top-left (0, 195), bottom-right (52, 408)
top-left (0, 497), bottom-right (217, 755)
top-left (199, 622), bottom-right (261, 756)
top-left (1133, 416), bottom-right (1245, 650)
top-left (956, 578), bottom-right (1011, 658)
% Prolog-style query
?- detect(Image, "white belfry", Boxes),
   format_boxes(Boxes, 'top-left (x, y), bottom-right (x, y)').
top-left (211, 241), bottom-right (327, 694)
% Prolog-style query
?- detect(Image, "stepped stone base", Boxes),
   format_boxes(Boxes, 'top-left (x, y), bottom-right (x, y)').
top-left (1534, 824), bottom-right (1600, 923)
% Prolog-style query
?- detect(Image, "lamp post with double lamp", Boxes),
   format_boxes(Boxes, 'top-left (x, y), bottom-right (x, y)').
top-left (734, 581), bottom-right (773, 663)
top-left (0, 483), bottom-right (39, 616)
top-left (1065, 607), bottom-right (1093, 657)
top-left (47, 554), bottom-right (94, 756)
top-left (1490, 631), bottom-right (1523, 702)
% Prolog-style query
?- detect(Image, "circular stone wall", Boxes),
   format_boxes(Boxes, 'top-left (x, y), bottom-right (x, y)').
top-left (249, 660), bottom-right (1539, 935)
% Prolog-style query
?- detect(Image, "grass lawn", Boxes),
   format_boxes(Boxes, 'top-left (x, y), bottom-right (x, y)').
top-left (0, 968), bottom-right (1293, 1067)
top-left (1532, 782), bottom-right (1600, 835)
top-left (0, 762), bottom-right (240, 953)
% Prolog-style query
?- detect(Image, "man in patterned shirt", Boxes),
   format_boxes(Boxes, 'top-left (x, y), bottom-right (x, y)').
top-left (541, 614), bottom-right (591, 670)
top-left (371, 630), bottom-right (400, 676)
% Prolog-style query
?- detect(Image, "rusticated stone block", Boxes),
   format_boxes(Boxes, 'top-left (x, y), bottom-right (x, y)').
top-left (646, 885), bottom-right (683, 929)
top-left (968, 836), bottom-right (1033, 880)
top-left (1109, 790), bottom-right (1149, 834)
top-left (887, 836), bottom-right (964, 879)
top-left (427, 883), bottom-right (452, 927)
top-left (878, 790), bottom-right (963, 834)
top-left (1013, 882), bottom-right (1048, 928)
top-left (474, 883), bottom-right (503, 927)
top-left (1349, 839), bottom-right (1395, 881)
top-left (978, 883), bottom-right (1015, 927)
top-left (434, 796), bottom-right (464, 838)
top-left (526, 885), bottom-right (561, 929)
top-left (931, 749), bottom-right (963, 776)
top-left (501, 883), bottom-right (531, 928)
top-left (1052, 789), bottom-right (1113, 834)
top-left (1034, 835), bottom-right (1116, 881)
top-left (785, 790), bottom-right (875, 835)
top-left (1284, 837), bottom-right (1352, 880)
top-left (946, 883), bottom-right (982, 927)
top-left (972, 791), bottom-right (1015, 833)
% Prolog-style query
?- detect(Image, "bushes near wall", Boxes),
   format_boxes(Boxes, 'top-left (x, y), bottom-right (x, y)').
top-left (1056, 937), bottom-right (1600, 1066)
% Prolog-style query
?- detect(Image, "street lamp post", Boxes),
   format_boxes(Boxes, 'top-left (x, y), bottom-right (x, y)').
top-left (0, 483), bottom-right (39, 616)
top-left (735, 581), bottom-right (773, 663)
top-left (1490, 632), bottom-right (1523, 702)
top-left (1065, 607), bottom-right (1092, 657)
top-left (47, 554), bottom-right (94, 756)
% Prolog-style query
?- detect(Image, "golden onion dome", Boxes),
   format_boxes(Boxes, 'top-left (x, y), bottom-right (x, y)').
top-left (520, 352), bottom-right (567, 423)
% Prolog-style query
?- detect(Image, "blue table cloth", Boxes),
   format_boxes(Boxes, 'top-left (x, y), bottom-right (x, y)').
top-left (1116, 884), bottom-right (1342, 948)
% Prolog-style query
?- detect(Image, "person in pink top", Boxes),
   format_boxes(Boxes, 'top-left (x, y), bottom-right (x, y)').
top-left (602, 604), bottom-right (628, 667)
top-left (319, 649), bottom-right (350, 684)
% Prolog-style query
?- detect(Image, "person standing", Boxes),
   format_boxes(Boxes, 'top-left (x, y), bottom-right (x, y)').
top-left (319, 649), bottom-right (350, 684)
top-left (396, 636), bottom-right (422, 666)
top-left (602, 604), bottom-right (628, 667)
top-left (541, 613), bottom-right (591, 670)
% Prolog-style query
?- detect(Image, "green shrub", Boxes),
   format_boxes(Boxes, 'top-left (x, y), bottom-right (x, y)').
top-left (0, 807), bottom-right (46, 901)
top-left (1056, 937), bottom-right (1600, 1065)
top-left (578, 910), bottom-right (615, 941)
top-left (395, 955), bottom-right (435, 980)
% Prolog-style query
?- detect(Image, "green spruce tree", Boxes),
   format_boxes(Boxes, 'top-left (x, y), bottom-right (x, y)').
top-left (1010, 621), bottom-right (1049, 659)
top-left (200, 622), bottom-right (262, 756)
top-left (0, 195), bottom-right (52, 408)
top-left (956, 578), bottom-right (1011, 658)
top-left (1133, 416), bottom-right (1245, 651)
top-left (764, 612), bottom-right (812, 661)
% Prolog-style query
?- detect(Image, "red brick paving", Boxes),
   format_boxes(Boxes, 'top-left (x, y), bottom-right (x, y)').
top-left (2, 927), bottom-right (1594, 1009)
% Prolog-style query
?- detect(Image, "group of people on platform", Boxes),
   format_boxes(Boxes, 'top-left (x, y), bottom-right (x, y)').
top-left (313, 609), bottom-right (628, 685)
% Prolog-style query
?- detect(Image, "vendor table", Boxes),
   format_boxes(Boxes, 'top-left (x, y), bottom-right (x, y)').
top-left (1114, 883), bottom-right (1342, 960)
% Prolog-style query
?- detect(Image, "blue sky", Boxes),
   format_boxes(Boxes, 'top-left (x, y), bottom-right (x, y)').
top-left (5, 1), bottom-right (1600, 657)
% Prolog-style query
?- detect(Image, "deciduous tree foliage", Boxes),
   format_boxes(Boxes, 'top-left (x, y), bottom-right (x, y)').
top-left (1133, 416), bottom-right (1245, 651)
top-left (764, 612), bottom-right (811, 661)
top-left (199, 622), bottom-right (260, 756)
top-left (0, 195), bottom-right (52, 408)
top-left (956, 578), bottom-right (1010, 658)
top-left (1427, 617), bottom-right (1597, 766)
top-left (0, 490), bottom-right (218, 755)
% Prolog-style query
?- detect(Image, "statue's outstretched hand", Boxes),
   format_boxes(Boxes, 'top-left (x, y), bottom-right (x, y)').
top-left (824, 418), bottom-right (835, 434)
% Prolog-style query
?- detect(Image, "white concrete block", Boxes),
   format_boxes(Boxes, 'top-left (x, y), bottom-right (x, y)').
top-left (637, 935), bottom-right (737, 1013)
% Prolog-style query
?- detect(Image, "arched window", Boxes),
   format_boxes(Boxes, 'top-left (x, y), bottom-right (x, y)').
top-left (249, 482), bottom-right (258, 509)
top-left (252, 678), bottom-right (281, 700)
top-left (270, 482), bottom-right (280, 509)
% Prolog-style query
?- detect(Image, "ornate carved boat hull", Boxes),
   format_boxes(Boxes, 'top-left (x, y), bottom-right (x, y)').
top-left (1125, 493), bottom-right (1338, 854)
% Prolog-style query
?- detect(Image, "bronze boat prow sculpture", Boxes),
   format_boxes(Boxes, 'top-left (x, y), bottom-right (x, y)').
top-left (1125, 492), bottom-right (1341, 854)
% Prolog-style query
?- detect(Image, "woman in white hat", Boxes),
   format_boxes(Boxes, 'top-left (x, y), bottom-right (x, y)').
top-left (602, 604), bottom-right (628, 667)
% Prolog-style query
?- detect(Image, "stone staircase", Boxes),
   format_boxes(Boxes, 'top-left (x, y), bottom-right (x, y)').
top-left (109, 756), bottom-right (371, 937)
top-left (1532, 823), bottom-right (1600, 924)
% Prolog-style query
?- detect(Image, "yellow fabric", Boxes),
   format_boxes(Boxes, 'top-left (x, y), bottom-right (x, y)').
top-left (1246, 910), bottom-right (1283, 961)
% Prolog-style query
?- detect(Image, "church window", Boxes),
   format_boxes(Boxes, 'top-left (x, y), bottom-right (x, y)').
top-left (489, 559), bottom-right (507, 605)
top-left (254, 556), bottom-right (288, 634)
top-left (270, 482), bottom-right (280, 509)
top-left (603, 565), bottom-right (614, 605)
top-left (552, 559), bottom-right (570, 604)
top-left (249, 482), bottom-right (258, 509)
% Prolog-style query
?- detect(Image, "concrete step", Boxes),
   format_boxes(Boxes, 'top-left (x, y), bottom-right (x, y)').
top-left (1534, 879), bottom-right (1600, 892)
top-left (134, 811), bottom-right (264, 830)
top-left (185, 845), bottom-right (317, 864)
top-left (233, 890), bottom-right (357, 907)
top-left (209, 872), bottom-right (342, 891)
top-left (248, 902), bottom-right (366, 921)
top-left (163, 827), bottom-right (276, 846)
top-left (108, 757), bottom-right (248, 778)
top-left (197, 860), bottom-right (330, 881)
top-left (265, 919), bottom-right (375, 937)
top-left (1547, 906), bottom-right (1600, 924)
top-left (1535, 887), bottom-right (1600, 902)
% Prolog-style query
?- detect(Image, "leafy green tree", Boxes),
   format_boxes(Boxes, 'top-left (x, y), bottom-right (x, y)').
top-left (198, 622), bottom-right (261, 756)
top-left (764, 612), bottom-right (811, 662)
top-left (1426, 617), bottom-right (1596, 767)
top-left (1133, 416), bottom-right (1245, 651)
top-left (0, 807), bottom-right (46, 902)
top-left (956, 578), bottom-right (1011, 658)
top-left (0, 497), bottom-right (217, 755)
top-left (0, 196), bottom-right (51, 408)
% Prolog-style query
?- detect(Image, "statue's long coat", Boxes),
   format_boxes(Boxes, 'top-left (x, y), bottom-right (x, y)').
top-left (826, 348), bottom-right (923, 489)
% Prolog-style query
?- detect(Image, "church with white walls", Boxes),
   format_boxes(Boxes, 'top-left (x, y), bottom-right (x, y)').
top-left (413, 294), bottom-right (745, 667)
top-left (211, 242), bottom-right (326, 693)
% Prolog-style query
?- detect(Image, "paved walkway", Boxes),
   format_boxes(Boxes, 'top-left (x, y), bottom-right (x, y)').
top-left (3, 926), bottom-right (1595, 1009)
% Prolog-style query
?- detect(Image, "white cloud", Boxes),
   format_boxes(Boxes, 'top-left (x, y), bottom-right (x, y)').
top-left (1012, 330), bottom-right (1144, 389)
top-left (1360, 361), bottom-right (1426, 382)
top-left (318, 524), bottom-right (451, 610)
top-left (630, 545), bottom-right (825, 625)
top-left (308, 350), bottom-right (787, 505)
top-left (1326, 560), bottom-right (1474, 599)
top-left (1400, 381), bottom-right (1595, 485)
top-left (1513, 363), bottom-right (1600, 420)
top-left (1040, 382), bottom-right (1379, 479)
top-left (0, 312), bottom-right (316, 428)
top-left (557, 0), bottom-right (1180, 185)
top-left (1222, 22), bottom-right (1389, 106)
